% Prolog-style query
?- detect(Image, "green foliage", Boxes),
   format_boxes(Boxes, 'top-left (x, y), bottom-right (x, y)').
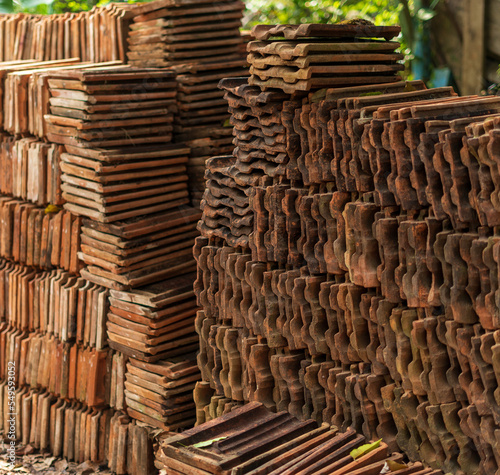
top-left (0, 0), bottom-right (19, 14)
top-left (243, 0), bottom-right (402, 29)
top-left (52, 0), bottom-right (140, 13)
top-left (398, 0), bottom-right (439, 51)
top-left (0, 0), bottom-right (137, 14)
top-left (398, 0), bottom-right (441, 82)
top-left (0, 0), bottom-right (51, 14)
top-left (52, 0), bottom-right (94, 13)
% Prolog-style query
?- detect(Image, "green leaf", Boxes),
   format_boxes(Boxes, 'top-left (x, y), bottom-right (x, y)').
top-left (387, 460), bottom-right (409, 471)
top-left (0, 0), bottom-right (15, 13)
top-left (45, 204), bottom-right (61, 214)
top-left (223, 119), bottom-right (231, 127)
top-left (350, 439), bottom-right (382, 460)
top-left (359, 91), bottom-right (383, 97)
top-left (191, 436), bottom-right (228, 448)
top-left (417, 7), bottom-right (436, 22)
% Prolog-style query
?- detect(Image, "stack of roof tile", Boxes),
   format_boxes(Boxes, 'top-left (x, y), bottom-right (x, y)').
top-left (193, 21), bottom-right (500, 475)
top-left (0, 389), bottom-right (112, 461)
top-left (172, 59), bottom-right (248, 204)
top-left (0, 262), bottom-right (107, 345)
top-left (156, 402), bottom-right (445, 475)
top-left (126, 0), bottom-right (245, 68)
top-left (248, 23), bottom-right (403, 94)
top-left (0, 7), bottom-right (210, 474)
top-left (0, 326), bottom-right (110, 408)
top-left (44, 68), bottom-right (195, 225)
top-left (220, 77), bottom-right (290, 180)
top-left (40, 61), bottom-right (204, 471)
top-left (124, 0), bottom-right (249, 206)
top-left (198, 155), bottom-right (253, 248)
top-left (0, 201), bottom-right (82, 273)
top-left (0, 387), bottom-right (155, 473)
top-left (106, 272), bottom-right (198, 359)
top-left (183, 129), bottom-right (235, 205)
top-left (23, 334), bottom-right (110, 407)
top-left (0, 58), bottom-right (84, 131)
top-left (0, 137), bottom-right (63, 206)
top-left (59, 144), bottom-right (190, 223)
top-left (173, 60), bottom-right (247, 142)
top-left (124, 356), bottom-right (200, 430)
top-left (0, 5), bottom-right (134, 63)
top-left (79, 207), bottom-right (199, 289)
top-left (45, 68), bottom-right (177, 148)
top-left (3, 59), bottom-right (89, 134)
top-left (19, 60), bottom-right (123, 139)
top-left (107, 415), bottom-right (156, 475)
top-left (196, 86), bottom-right (500, 475)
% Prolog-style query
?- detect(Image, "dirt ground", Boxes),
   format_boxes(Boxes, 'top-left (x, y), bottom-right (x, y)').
top-left (0, 443), bottom-right (113, 475)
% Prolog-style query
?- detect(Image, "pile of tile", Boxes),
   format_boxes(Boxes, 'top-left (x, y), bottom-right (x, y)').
top-left (45, 68), bottom-right (177, 149)
top-left (248, 23), bottom-right (403, 94)
top-left (126, 0), bottom-right (245, 68)
top-left (196, 77), bottom-right (291, 248)
top-left (106, 272), bottom-right (199, 359)
top-left (79, 207), bottom-right (199, 289)
top-left (0, 137), bottom-right (63, 206)
top-left (173, 60), bottom-right (247, 142)
top-left (0, 389), bottom-right (112, 461)
top-left (0, 58), bottom-right (83, 130)
top-left (124, 0), bottom-right (249, 205)
top-left (0, 6), bottom-right (134, 63)
top-left (0, 386), bottom-right (154, 473)
top-left (105, 273), bottom-right (202, 434)
top-left (156, 402), bottom-right (444, 475)
top-left (184, 129), bottom-right (235, 205)
top-left (0, 9), bottom-right (213, 475)
top-left (0, 259), bottom-right (109, 406)
top-left (59, 144), bottom-right (190, 223)
top-left (0, 262), bottom-right (107, 346)
top-left (44, 68), bottom-right (196, 227)
top-left (0, 201), bottom-right (81, 273)
top-left (0, 59), bottom-right (125, 144)
top-left (107, 415), bottom-right (156, 475)
top-left (124, 356), bottom-right (200, 430)
top-left (194, 22), bottom-right (500, 474)
top-left (3, 59), bottom-right (87, 135)
top-left (7, 60), bottom-right (123, 138)
top-left (0, 327), bottom-right (110, 408)
top-left (172, 59), bottom-right (248, 204)
top-left (41, 62), bottom-right (202, 473)
top-left (220, 77), bottom-right (290, 180)
top-left (198, 155), bottom-right (253, 248)
top-left (23, 334), bottom-right (110, 407)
